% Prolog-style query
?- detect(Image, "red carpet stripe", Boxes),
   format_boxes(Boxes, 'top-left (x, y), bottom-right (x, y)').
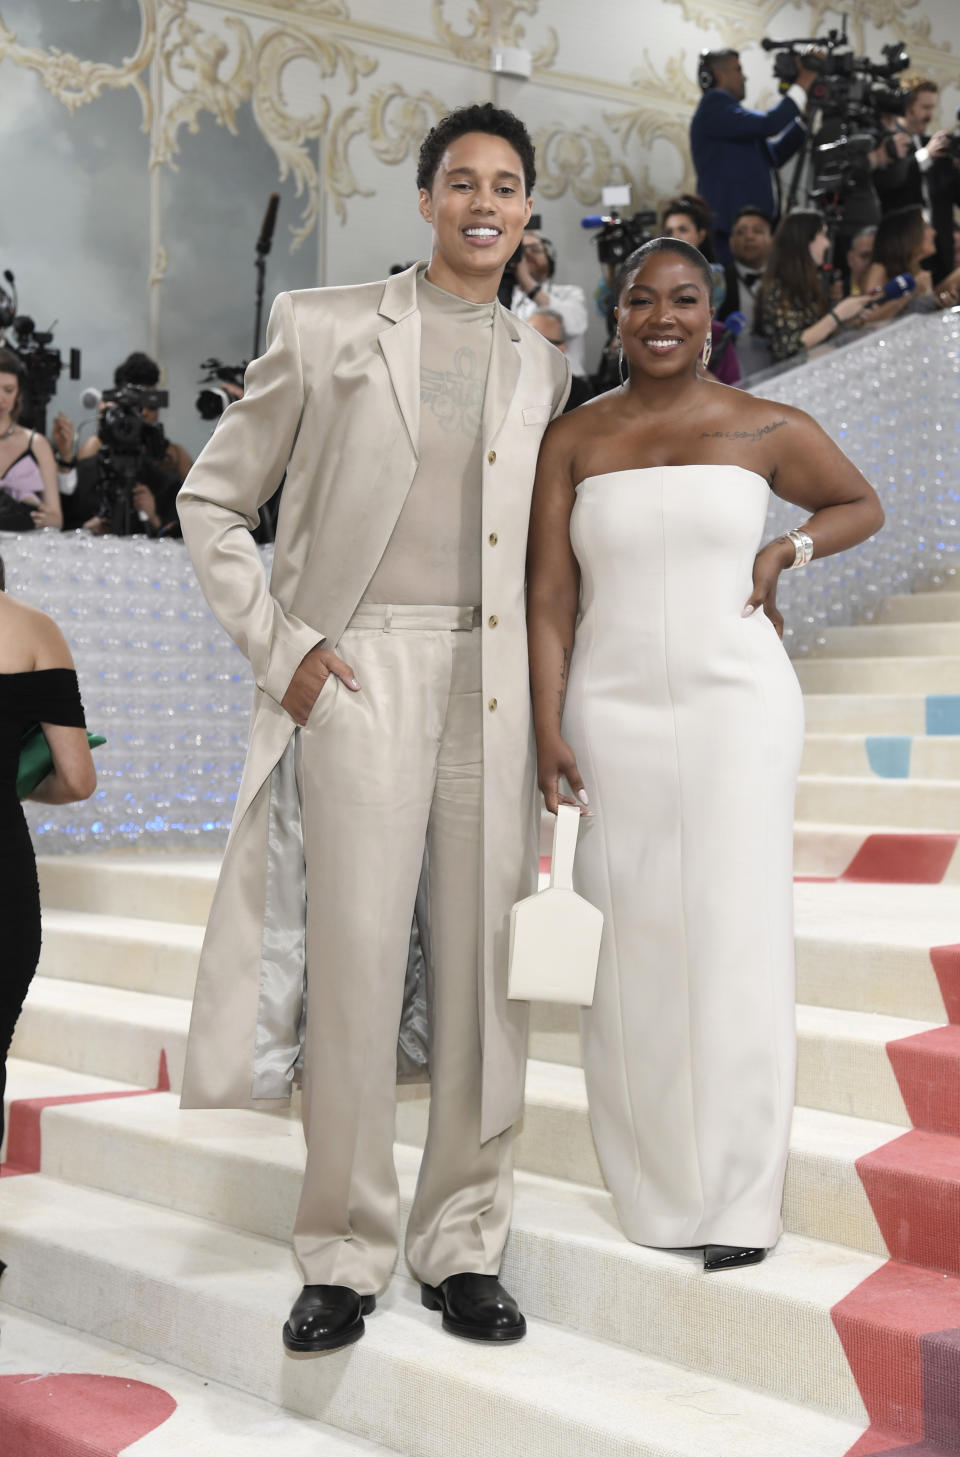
top-left (931, 945), bottom-right (960, 1026)
top-left (833, 945), bottom-right (960, 1454)
top-left (841, 834), bottom-right (959, 884)
top-left (0, 1374), bottom-right (176, 1457)
top-left (0, 1051), bottom-right (169, 1178)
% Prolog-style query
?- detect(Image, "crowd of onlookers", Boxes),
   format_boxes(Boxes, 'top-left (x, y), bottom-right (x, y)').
top-left (3, 66), bottom-right (959, 535)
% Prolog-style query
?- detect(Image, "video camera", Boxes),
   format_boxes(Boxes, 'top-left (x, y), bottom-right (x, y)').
top-left (0, 269), bottom-right (81, 434)
top-left (761, 26), bottom-right (910, 222)
top-left (195, 358), bottom-right (246, 421)
top-left (93, 383), bottom-right (170, 536)
top-left (581, 186), bottom-right (658, 269)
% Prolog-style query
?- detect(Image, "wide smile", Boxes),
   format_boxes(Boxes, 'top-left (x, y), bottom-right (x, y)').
top-left (642, 336), bottom-right (685, 354)
top-left (462, 226), bottom-right (503, 248)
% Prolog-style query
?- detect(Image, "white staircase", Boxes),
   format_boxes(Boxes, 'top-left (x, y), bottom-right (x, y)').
top-left (3, 579), bottom-right (960, 1455)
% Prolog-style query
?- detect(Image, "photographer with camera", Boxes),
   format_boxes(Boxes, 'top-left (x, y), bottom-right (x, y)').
top-left (509, 229), bottom-right (589, 376)
top-left (875, 81), bottom-right (960, 285)
top-left (690, 48), bottom-right (818, 260)
top-left (757, 208), bottom-right (874, 362)
top-left (0, 349), bottom-right (62, 531)
top-left (55, 352), bottom-right (190, 537)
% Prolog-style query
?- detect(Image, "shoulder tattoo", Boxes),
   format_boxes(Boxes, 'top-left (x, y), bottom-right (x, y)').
top-left (699, 417), bottom-right (787, 443)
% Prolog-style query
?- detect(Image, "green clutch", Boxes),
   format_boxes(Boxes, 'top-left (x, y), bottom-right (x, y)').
top-left (17, 724), bottom-right (106, 801)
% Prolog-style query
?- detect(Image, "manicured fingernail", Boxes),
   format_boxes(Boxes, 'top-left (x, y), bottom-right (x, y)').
top-left (348, 677), bottom-right (359, 689)
top-left (578, 789), bottom-right (589, 806)
top-left (742, 604), bottom-right (756, 617)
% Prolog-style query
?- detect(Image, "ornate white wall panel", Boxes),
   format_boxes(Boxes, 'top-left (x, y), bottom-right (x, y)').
top-left (0, 0), bottom-right (958, 454)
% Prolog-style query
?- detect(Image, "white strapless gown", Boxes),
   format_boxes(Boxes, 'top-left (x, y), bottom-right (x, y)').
top-left (564, 466), bottom-right (804, 1248)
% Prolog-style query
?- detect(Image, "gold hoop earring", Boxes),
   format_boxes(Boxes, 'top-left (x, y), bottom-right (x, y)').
top-left (700, 333), bottom-right (713, 368)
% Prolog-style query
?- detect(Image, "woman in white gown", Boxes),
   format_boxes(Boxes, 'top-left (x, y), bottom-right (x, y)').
top-left (526, 238), bottom-right (883, 1270)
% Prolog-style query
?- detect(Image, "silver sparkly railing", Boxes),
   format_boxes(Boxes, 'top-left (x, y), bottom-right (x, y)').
top-left (752, 307), bottom-right (960, 655)
top-left (4, 308), bottom-right (959, 852)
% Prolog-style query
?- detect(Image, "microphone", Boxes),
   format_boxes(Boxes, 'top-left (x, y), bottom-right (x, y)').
top-left (863, 272), bottom-right (915, 306)
top-left (256, 193), bottom-right (280, 257)
top-left (80, 386), bottom-right (102, 411)
top-left (580, 215), bottom-right (615, 229)
top-left (710, 310), bottom-right (746, 368)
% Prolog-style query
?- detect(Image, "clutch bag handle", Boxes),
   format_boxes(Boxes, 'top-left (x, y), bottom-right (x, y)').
top-left (550, 804), bottom-right (580, 891)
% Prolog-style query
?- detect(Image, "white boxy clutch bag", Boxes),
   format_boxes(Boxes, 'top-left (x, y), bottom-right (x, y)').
top-left (507, 805), bottom-right (603, 1006)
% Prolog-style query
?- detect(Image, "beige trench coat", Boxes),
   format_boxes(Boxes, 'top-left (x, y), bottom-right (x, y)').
top-left (177, 263), bottom-right (570, 1143)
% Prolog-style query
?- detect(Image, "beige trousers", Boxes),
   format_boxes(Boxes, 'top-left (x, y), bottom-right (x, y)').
top-left (291, 604), bottom-right (513, 1292)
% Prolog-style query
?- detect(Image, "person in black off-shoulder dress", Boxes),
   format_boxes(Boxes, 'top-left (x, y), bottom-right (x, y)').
top-left (0, 552), bottom-right (96, 1166)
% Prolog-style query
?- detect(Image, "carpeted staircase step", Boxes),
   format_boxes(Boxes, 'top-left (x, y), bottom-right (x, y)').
top-left (796, 774), bottom-right (960, 830)
top-left (801, 733), bottom-right (960, 779)
top-left (10, 977), bottom-right (931, 1132)
top-left (802, 692), bottom-right (960, 734)
top-left (793, 822), bottom-right (960, 882)
top-left (4, 1063), bottom-right (893, 1259)
top-left (815, 621), bottom-right (960, 657)
top-left (794, 656), bottom-right (960, 695)
top-left (38, 909), bottom-right (203, 998)
top-left (876, 589), bottom-right (960, 623)
top-left (0, 1173), bottom-right (874, 1442)
top-left (792, 881), bottom-right (959, 1021)
top-left (0, 1306), bottom-right (399, 1457)
top-left (1, 1060), bottom-right (140, 1166)
top-left (36, 853), bottom-right (219, 926)
top-left (9, 979), bottom-right (188, 1091)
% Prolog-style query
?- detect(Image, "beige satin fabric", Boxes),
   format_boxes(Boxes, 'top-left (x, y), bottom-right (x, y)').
top-left (177, 265), bottom-right (570, 1143)
top-left (291, 607), bottom-right (512, 1290)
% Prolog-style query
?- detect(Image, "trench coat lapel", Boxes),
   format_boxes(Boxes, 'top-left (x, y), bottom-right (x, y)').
top-left (378, 314), bottom-right (421, 460)
top-left (483, 304), bottom-right (522, 452)
top-left (377, 264), bottom-right (422, 459)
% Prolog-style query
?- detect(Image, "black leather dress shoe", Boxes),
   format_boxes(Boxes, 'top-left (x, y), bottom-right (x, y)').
top-left (420, 1273), bottom-right (526, 1343)
top-left (703, 1245), bottom-right (767, 1272)
top-left (282, 1284), bottom-right (376, 1353)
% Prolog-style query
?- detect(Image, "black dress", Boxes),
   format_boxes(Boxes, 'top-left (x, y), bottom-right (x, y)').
top-left (0, 668), bottom-right (86, 1149)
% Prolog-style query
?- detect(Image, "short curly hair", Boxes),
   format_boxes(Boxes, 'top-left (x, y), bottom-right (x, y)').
top-left (417, 102), bottom-right (536, 195)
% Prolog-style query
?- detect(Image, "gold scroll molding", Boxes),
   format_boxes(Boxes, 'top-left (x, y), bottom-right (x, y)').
top-left (533, 125), bottom-right (632, 206)
top-left (0, 1), bottom-right (155, 128)
top-left (431, 0), bottom-right (558, 70)
top-left (154, 2), bottom-right (446, 247)
top-left (326, 84), bottom-right (447, 221)
top-left (604, 53), bottom-right (700, 206)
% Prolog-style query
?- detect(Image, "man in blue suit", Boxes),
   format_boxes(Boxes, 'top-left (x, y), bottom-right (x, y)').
top-left (690, 49), bottom-right (817, 260)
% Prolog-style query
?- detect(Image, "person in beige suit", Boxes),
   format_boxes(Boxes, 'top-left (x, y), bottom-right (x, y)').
top-left (177, 104), bottom-right (570, 1354)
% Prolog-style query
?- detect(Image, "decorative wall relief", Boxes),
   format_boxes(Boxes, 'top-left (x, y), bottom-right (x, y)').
top-left (605, 54), bottom-right (699, 204)
top-left (533, 124), bottom-right (631, 206)
top-left (430, 0), bottom-right (558, 70)
top-left (0, 1), bottom-right (155, 127)
top-left (326, 84), bottom-right (447, 220)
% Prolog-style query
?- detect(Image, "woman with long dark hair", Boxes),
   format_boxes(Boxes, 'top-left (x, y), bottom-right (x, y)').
top-left (0, 349), bottom-right (62, 530)
top-left (527, 237), bottom-right (883, 1271)
top-left (0, 553), bottom-right (95, 1175)
top-left (861, 205), bottom-right (960, 314)
top-left (757, 209), bottom-right (871, 362)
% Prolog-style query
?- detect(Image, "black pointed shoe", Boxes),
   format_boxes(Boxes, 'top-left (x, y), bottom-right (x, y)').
top-left (282, 1284), bottom-right (376, 1353)
top-left (703, 1245), bottom-right (767, 1272)
top-left (420, 1273), bottom-right (526, 1343)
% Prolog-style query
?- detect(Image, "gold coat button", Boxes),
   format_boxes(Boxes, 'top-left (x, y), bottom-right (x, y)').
top-left (488, 698), bottom-right (498, 712)
top-left (488, 614), bottom-right (499, 628)
top-left (487, 450), bottom-right (497, 464)
top-left (488, 531), bottom-right (498, 545)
